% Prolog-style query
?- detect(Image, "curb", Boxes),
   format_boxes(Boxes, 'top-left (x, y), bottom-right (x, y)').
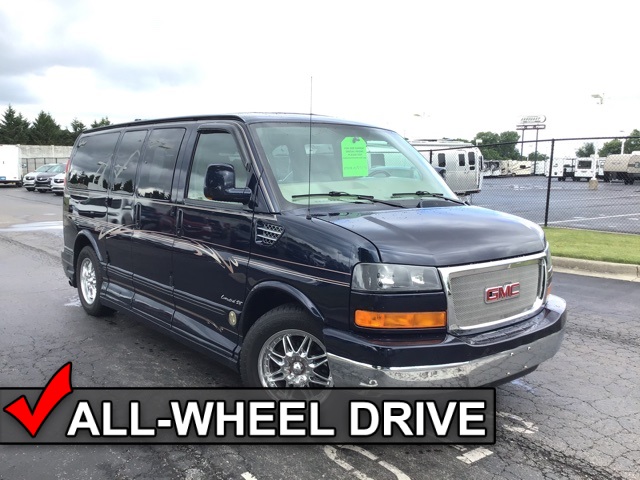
top-left (552, 256), bottom-right (640, 282)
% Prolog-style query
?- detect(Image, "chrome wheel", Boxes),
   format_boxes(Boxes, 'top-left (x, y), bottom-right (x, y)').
top-left (80, 257), bottom-right (97, 305)
top-left (258, 329), bottom-right (333, 388)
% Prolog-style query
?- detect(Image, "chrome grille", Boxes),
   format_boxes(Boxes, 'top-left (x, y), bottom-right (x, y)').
top-left (440, 253), bottom-right (546, 333)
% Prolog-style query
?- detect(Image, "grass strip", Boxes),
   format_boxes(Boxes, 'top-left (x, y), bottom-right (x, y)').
top-left (543, 227), bottom-right (640, 265)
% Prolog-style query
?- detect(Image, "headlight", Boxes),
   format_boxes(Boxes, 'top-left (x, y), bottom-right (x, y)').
top-left (352, 263), bottom-right (442, 293)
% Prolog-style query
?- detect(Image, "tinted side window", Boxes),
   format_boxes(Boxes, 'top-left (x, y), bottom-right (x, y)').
top-left (438, 153), bottom-right (446, 168)
top-left (112, 130), bottom-right (147, 194)
top-left (458, 153), bottom-right (465, 166)
top-left (468, 151), bottom-right (476, 166)
top-left (137, 128), bottom-right (186, 200)
top-left (68, 132), bottom-right (120, 190)
top-left (187, 132), bottom-right (247, 201)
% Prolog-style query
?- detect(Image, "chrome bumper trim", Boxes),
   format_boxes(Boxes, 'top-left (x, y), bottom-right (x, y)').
top-left (327, 329), bottom-right (564, 388)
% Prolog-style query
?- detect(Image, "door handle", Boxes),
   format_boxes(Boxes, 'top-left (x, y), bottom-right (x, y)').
top-left (176, 208), bottom-right (184, 237)
top-left (134, 203), bottom-right (141, 228)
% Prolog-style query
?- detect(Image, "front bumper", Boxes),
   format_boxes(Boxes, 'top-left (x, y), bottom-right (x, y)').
top-left (326, 294), bottom-right (566, 387)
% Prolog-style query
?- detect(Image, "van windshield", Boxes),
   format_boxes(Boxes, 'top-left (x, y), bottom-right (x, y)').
top-left (250, 122), bottom-right (455, 207)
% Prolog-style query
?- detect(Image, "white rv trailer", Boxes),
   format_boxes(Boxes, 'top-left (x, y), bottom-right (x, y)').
top-left (573, 156), bottom-right (604, 181)
top-left (409, 139), bottom-right (483, 195)
top-left (0, 145), bottom-right (23, 186)
top-left (550, 158), bottom-right (576, 181)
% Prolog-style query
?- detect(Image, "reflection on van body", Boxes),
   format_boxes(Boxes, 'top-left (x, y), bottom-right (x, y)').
top-left (61, 114), bottom-right (566, 388)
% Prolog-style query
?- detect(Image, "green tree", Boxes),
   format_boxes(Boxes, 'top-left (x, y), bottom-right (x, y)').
top-left (29, 111), bottom-right (62, 145)
top-left (91, 116), bottom-right (112, 128)
top-left (598, 139), bottom-right (623, 157)
top-left (59, 118), bottom-right (88, 145)
top-left (576, 142), bottom-right (595, 157)
top-left (528, 152), bottom-right (549, 161)
top-left (0, 105), bottom-right (31, 144)
top-left (474, 131), bottom-right (521, 160)
top-left (624, 129), bottom-right (640, 153)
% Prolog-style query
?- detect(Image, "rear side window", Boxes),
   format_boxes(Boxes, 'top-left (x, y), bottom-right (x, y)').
top-left (111, 130), bottom-right (147, 194)
top-left (68, 132), bottom-right (120, 190)
top-left (136, 128), bottom-right (186, 200)
top-left (437, 153), bottom-right (446, 168)
top-left (469, 151), bottom-right (476, 166)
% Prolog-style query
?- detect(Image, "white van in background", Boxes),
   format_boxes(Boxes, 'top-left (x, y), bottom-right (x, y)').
top-left (0, 145), bottom-right (23, 186)
top-left (410, 139), bottom-right (483, 196)
top-left (574, 157), bottom-right (604, 181)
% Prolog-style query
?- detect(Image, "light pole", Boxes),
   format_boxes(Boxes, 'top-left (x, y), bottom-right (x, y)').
top-left (591, 93), bottom-right (605, 175)
top-left (620, 130), bottom-right (626, 154)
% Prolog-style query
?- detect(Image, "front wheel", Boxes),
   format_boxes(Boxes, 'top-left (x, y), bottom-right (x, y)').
top-left (240, 304), bottom-right (333, 388)
top-left (77, 247), bottom-right (110, 316)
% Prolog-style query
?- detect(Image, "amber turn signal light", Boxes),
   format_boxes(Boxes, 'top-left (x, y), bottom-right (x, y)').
top-left (355, 310), bottom-right (446, 329)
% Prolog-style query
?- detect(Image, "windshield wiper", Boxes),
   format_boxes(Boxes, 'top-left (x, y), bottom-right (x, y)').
top-left (391, 191), bottom-right (466, 205)
top-left (292, 191), bottom-right (405, 208)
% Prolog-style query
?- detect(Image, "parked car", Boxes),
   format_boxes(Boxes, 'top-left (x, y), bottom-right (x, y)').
top-left (23, 164), bottom-right (59, 191)
top-left (35, 163), bottom-right (65, 192)
top-left (62, 113), bottom-right (566, 388)
top-left (50, 172), bottom-right (65, 195)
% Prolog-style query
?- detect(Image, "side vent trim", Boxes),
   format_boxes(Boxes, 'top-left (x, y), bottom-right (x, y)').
top-left (255, 222), bottom-right (284, 246)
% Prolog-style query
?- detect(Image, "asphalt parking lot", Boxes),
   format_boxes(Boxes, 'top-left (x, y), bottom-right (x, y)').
top-left (475, 176), bottom-right (640, 234)
top-left (0, 185), bottom-right (639, 479)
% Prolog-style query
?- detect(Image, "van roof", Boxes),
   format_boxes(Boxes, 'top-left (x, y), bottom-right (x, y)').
top-left (85, 113), bottom-right (378, 133)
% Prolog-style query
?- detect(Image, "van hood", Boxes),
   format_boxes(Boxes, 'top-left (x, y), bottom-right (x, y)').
top-left (319, 206), bottom-right (546, 266)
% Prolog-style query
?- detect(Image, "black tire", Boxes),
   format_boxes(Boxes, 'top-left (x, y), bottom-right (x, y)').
top-left (38, 189), bottom-right (47, 193)
top-left (26, 187), bottom-right (35, 192)
top-left (54, 192), bottom-right (63, 196)
top-left (240, 304), bottom-right (332, 388)
top-left (76, 247), bottom-right (110, 316)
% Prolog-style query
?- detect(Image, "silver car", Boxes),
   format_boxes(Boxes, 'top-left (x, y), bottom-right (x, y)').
top-left (50, 172), bottom-right (65, 195)
top-left (23, 164), bottom-right (59, 191)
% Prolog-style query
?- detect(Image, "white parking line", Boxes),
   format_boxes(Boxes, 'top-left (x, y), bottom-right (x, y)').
top-left (241, 472), bottom-right (258, 480)
top-left (323, 445), bottom-right (411, 480)
top-left (547, 212), bottom-right (640, 224)
top-left (497, 411), bottom-right (538, 434)
top-left (456, 447), bottom-right (493, 464)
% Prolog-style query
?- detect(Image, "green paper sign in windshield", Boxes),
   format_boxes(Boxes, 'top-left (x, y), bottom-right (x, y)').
top-left (341, 137), bottom-right (368, 177)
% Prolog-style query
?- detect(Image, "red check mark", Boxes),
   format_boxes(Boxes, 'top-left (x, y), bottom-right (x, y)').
top-left (3, 362), bottom-right (73, 437)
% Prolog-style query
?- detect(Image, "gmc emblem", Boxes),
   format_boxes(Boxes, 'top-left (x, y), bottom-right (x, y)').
top-left (485, 282), bottom-right (520, 304)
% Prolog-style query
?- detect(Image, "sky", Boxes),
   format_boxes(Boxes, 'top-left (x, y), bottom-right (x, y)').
top-left (1, 0), bottom-right (639, 157)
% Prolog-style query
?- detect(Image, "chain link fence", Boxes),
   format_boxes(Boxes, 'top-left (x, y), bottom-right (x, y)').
top-left (21, 157), bottom-right (68, 174)
top-left (465, 136), bottom-right (640, 235)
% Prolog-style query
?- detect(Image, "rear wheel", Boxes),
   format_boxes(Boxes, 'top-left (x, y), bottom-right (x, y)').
top-left (240, 304), bottom-right (333, 388)
top-left (77, 247), bottom-right (110, 316)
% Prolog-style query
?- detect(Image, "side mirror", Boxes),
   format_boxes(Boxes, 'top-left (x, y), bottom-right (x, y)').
top-left (204, 164), bottom-right (251, 204)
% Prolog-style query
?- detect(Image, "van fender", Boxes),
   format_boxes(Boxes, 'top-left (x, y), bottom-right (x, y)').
top-left (240, 280), bottom-right (324, 335)
top-left (74, 229), bottom-right (104, 263)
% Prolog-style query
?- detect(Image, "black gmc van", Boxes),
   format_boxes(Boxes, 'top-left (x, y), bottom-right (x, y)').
top-left (62, 114), bottom-right (566, 388)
